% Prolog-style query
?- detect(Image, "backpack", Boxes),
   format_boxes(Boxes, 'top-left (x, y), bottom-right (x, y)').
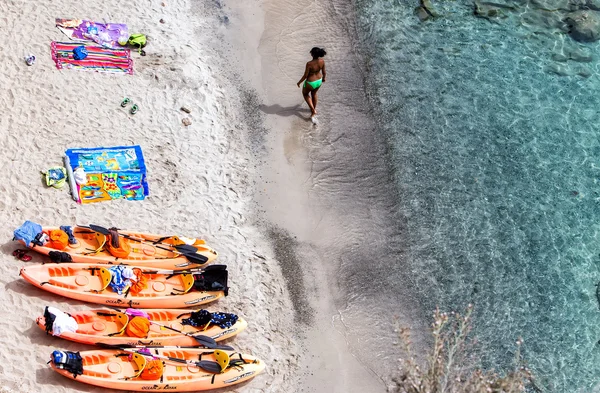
top-left (128, 34), bottom-right (147, 54)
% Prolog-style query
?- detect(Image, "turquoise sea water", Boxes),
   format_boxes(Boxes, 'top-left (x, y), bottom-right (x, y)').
top-left (352, 1), bottom-right (600, 391)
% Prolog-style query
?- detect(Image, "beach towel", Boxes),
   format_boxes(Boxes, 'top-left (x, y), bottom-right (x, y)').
top-left (64, 145), bottom-right (149, 204)
top-left (56, 18), bottom-right (129, 49)
top-left (51, 42), bottom-right (133, 74)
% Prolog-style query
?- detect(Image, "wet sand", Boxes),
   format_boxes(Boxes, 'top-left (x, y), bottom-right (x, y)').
top-left (223, 0), bottom-right (392, 391)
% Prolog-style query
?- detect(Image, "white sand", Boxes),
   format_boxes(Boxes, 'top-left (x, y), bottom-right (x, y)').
top-left (0, 0), bottom-right (301, 392)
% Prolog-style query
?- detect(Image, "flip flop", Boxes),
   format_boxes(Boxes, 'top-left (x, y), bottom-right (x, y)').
top-left (130, 104), bottom-right (139, 115)
top-left (12, 249), bottom-right (32, 262)
top-left (120, 98), bottom-right (131, 107)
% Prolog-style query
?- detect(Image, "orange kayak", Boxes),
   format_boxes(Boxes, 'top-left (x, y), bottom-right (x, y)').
top-left (20, 263), bottom-right (227, 308)
top-left (16, 224), bottom-right (218, 270)
top-left (36, 307), bottom-right (247, 347)
top-left (49, 347), bottom-right (265, 391)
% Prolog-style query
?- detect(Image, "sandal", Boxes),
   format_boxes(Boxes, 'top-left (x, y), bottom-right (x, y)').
top-left (12, 249), bottom-right (32, 262)
top-left (120, 98), bottom-right (131, 107)
top-left (130, 104), bottom-right (139, 115)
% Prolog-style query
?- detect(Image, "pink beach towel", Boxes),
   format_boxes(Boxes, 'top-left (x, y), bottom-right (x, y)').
top-left (51, 41), bottom-right (133, 74)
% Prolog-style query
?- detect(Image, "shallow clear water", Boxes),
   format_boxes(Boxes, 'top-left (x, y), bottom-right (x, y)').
top-left (350, 0), bottom-right (600, 391)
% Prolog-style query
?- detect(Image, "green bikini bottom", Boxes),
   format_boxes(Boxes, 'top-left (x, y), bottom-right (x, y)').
top-left (304, 79), bottom-right (322, 89)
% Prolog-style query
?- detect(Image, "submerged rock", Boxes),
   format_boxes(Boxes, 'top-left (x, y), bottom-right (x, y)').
top-left (575, 66), bottom-right (593, 77)
top-left (567, 46), bottom-right (593, 62)
top-left (415, 0), bottom-right (439, 21)
top-left (545, 62), bottom-right (571, 76)
top-left (473, 1), bottom-right (515, 20)
top-left (564, 10), bottom-right (600, 42)
top-left (551, 46), bottom-right (593, 62)
top-left (530, 0), bottom-right (570, 11)
top-left (588, 0), bottom-right (600, 11)
top-left (416, 6), bottom-right (431, 21)
top-left (570, 0), bottom-right (600, 11)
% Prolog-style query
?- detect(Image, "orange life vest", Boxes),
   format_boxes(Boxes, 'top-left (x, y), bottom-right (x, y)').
top-left (48, 230), bottom-right (69, 250)
top-left (106, 229), bottom-right (131, 258)
top-left (125, 316), bottom-right (150, 338)
top-left (140, 359), bottom-right (164, 380)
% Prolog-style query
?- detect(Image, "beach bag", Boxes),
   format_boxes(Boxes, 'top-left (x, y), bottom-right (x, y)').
top-left (49, 251), bottom-right (73, 263)
top-left (106, 228), bottom-right (131, 258)
top-left (128, 34), bottom-right (147, 54)
top-left (48, 229), bottom-right (69, 250)
top-left (140, 359), bottom-right (164, 380)
top-left (72, 46), bottom-right (88, 60)
top-left (44, 167), bottom-right (67, 188)
top-left (128, 268), bottom-right (148, 295)
top-left (125, 316), bottom-right (150, 338)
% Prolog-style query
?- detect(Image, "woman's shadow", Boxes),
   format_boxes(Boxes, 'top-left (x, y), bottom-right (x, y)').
top-left (259, 104), bottom-right (311, 120)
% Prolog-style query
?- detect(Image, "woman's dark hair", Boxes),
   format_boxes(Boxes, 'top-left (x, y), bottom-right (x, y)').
top-left (310, 47), bottom-right (327, 58)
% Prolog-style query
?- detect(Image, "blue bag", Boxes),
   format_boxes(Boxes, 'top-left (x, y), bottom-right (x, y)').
top-left (72, 46), bottom-right (88, 60)
top-left (13, 221), bottom-right (43, 247)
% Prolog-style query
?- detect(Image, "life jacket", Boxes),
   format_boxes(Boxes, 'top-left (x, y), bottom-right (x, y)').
top-left (51, 350), bottom-right (83, 378)
top-left (48, 229), bottom-right (69, 250)
top-left (125, 316), bottom-right (150, 338)
top-left (140, 359), bottom-right (164, 380)
top-left (106, 228), bottom-right (131, 258)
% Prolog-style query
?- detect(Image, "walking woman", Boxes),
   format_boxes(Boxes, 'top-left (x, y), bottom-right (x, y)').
top-left (297, 47), bottom-right (327, 123)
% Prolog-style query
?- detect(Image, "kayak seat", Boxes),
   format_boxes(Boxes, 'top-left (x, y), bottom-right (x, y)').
top-left (97, 268), bottom-right (113, 290)
top-left (93, 233), bottom-right (106, 254)
top-left (84, 267), bottom-right (112, 293)
top-left (181, 273), bottom-right (194, 294)
top-left (124, 352), bottom-right (147, 380)
top-left (107, 312), bottom-right (129, 337)
top-left (171, 273), bottom-right (194, 295)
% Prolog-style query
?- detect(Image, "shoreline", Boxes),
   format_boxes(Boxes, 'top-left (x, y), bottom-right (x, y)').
top-left (222, 0), bottom-right (400, 391)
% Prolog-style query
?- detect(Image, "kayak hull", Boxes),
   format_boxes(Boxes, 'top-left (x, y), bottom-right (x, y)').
top-left (36, 308), bottom-right (247, 347)
top-left (20, 263), bottom-right (225, 309)
top-left (21, 226), bottom-right (218, 270)
top-left (50, 348), bottom-right (265, 391)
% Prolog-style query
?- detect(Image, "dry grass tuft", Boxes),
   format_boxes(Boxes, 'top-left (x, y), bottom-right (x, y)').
top-left (392, 305), bottom-right (535, 393)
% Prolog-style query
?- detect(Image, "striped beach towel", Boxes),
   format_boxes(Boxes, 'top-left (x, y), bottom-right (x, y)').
top-left (51, 42), bottom-right (133, 74)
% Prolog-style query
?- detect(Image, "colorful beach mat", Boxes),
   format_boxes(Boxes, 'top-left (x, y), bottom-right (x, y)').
top-left (51, 42), bottom-right (133, 74)
top-left (56, 18), bottom-right (129, 49)
top-left (64, 146), bottom-right (149, 204)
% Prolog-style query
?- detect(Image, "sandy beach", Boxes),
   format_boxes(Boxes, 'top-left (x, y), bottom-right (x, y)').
top-left (0, 0), bottom-right (393, 392)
